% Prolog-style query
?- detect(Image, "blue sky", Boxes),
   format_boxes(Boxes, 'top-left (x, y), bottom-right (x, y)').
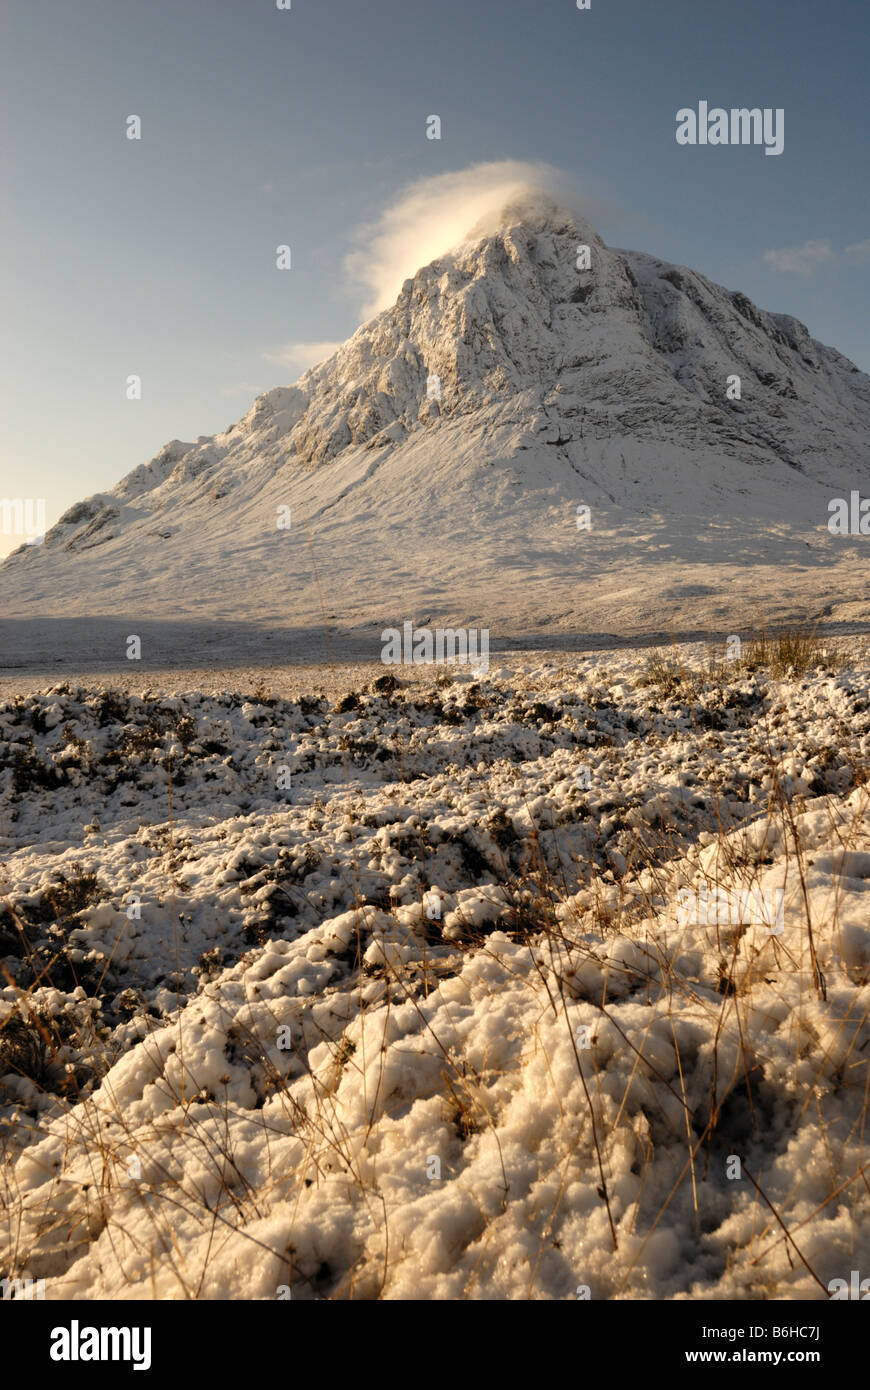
top-left (2, 0), bottom-right (868, 552)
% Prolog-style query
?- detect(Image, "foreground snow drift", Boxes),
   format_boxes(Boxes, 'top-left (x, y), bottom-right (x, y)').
top-left (1, 648), bottom-right (869, 1299)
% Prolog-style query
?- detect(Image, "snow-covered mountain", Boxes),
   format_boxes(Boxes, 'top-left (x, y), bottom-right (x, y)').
top-left (3, 198), bottom-right (869, 667)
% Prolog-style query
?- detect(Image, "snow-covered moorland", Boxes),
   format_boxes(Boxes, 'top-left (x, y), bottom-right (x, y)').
top-left (1, 641), bottom-right (869, 1300)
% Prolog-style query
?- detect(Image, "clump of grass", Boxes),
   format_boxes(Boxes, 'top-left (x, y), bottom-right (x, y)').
top-left (38, 865), bottom-right (104, 923)
top-left (0, 1011), bottom-right (51, 1087)
top-left (0, 1002), bottom-right (97, 1098)
top-left (640, 624), bottom-right (840, 697)
top-left (11, 744), bottom-right (66, 794)
top-left (370, 673), bottom-right (400, 695)
top-left (738, 624), bottom-right (836, 677)
top-left (637, 650), bottom-right (699, 697)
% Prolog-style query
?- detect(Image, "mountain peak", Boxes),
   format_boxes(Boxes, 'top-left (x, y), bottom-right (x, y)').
top-left (3, 209), bottom-right (869, 649)
top-left (460, 188), bottom-right (603, 247)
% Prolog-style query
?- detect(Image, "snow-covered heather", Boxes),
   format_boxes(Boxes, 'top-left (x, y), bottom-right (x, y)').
top-left (1, 643), bottom-right (869, 1299)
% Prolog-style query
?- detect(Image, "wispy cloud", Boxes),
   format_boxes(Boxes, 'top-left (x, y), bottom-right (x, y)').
top-left (845, 238), bottom-right (870, 262)
top-left (762, 239), bottom-right (837, 274)
top-left (343, 160), bottom-right (602, 317)
top-left (262, 340), bottom-right (344, 374)
top-left (220, 382), bottom-right (267, 398)
top-left (763, 236), bottom-right (870, 274)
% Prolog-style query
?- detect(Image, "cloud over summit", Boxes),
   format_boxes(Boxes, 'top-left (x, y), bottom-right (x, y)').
top-left (343, 161), bottom-right (594, 317)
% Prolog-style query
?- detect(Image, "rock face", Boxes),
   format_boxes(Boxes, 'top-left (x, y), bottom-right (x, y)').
top-left (2, 200), bottom-right (869, 665)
